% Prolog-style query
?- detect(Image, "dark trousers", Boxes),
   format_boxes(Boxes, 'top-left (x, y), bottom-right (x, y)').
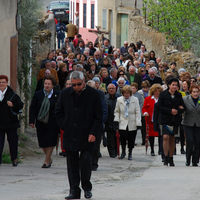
top-left (141, 116), bottom-right (146, 143)
top-left (180, 124), bottom-right (185, 151)
top-left (66, 150), bottom-right (92, 194)
top-left (183, 125), bottom-right (200, 164)
top-left (92, 132), bottom-right (101, 168)
top-left (57, 38), bottom-right (64, 49)
top-left (68, 37), bottom-right (74, 42)
top-left (107, 130), bottom-right (117, 157)
top-left (0, 129), bottom-right (18, 164)
top-left (119, 128), bottom-right (137, 150)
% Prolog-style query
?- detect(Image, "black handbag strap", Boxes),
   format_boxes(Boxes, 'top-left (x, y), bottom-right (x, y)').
top-left (10, 92), bottom-right (16, 101)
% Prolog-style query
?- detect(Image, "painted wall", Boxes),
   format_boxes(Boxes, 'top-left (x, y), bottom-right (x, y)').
top-left (70, 0), bottom-right (98, 44)
top-left (0, 1), bottom-right (18, 83)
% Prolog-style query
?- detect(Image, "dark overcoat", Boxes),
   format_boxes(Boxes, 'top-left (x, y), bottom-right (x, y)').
top-left (55, 85), bottom-right (103, 152)
top-left (29, 89), bottom-right (60, 131)
top-left (0, 86), bottom-right (23, 130)
top-left (156, 89), bottom-right (185, 126)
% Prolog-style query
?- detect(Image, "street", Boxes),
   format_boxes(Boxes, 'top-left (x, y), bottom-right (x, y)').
top-left (0, 129), bottom-right (200, 200)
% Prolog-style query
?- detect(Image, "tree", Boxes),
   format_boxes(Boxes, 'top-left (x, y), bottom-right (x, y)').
top-left (18, 0), bottom-right (42, 127)
top-left (143, 0), bottom-right (200, 52)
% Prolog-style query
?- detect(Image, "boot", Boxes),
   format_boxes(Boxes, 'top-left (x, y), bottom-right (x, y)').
top-left (164, 156), bottom-right (169, 166)
top-left (169, 156), bottom-right (175, 166)
top-left (120, 145), bottom-right (126, 159)
top-left (128, 148), bottom-right (132, 160)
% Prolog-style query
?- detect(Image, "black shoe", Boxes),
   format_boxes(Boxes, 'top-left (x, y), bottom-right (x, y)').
top-left (185, 162), bottom-right (190, 166)
top-left (42, 162), bottom-right (52, 168)
top-left (12, 161), bottom-right (18, 167)
top-left (59, 151), bottom-right (66, 157)
top-left (92, 166), bottom-right (98, 171)
top-left (65, 193), bottom-right (80, 199)
top-left (169, 157), bottom-right (175, 167)
top-left (164, 156), bottom-right (169, 166)
top-left (110, 154), bottom-right (117, 158)
top-left (141, 142), bottom-right (145, 145)
top-left (120, 152), bottom-right (126, 159)
top-left (98, 152), bottom-right (102, 157)
top-left (192, 163), bottom-right (198, 167)
top-left (151, 152), bottom-right (155, 156)
top-left (181, 150), bottom-right (186, 154)
top-left (128, 154), bottom-right (132, 160)
top-left (84, 191), bottom-right (92, 199)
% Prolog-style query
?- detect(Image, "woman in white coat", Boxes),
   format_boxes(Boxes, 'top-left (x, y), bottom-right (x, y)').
top-left (114, 85), bottom-right (141, 160)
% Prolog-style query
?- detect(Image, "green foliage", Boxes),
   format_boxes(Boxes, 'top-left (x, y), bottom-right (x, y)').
top-left (2, 152), bottom-right (12, 164)
top-left (18, 0), bottom-right (42, 127)
top-left (143, 0), bottom-right (200, 50)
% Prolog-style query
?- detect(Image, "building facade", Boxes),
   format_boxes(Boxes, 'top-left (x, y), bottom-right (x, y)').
top-left (70, 0), bottom-right (98, 44)
top-left (0, 1), bottom-right (18, 91)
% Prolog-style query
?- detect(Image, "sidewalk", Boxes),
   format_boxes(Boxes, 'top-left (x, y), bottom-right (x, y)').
top-left (0, 134), bottom-right (199, 200)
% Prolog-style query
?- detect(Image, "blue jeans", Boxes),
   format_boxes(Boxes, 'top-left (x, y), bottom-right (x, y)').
top-left (57, 38), bottom-right (64, 49)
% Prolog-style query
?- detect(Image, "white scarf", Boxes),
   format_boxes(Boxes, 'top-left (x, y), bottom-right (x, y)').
top-left (0, 87), bottom-right (8, 101)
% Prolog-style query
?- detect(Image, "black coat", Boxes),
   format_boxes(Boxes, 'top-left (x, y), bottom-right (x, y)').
top-left (55, 85), bottom-right (103, 152)
top-left (29, 89), bottom-right (60, 131)
top-left (57, 70), bottom-right (69, 90)
top-left (156, 89), bottom-right (185, 126)
top-left (126, 72), bottom-right (142, 90)
top-left (0, 86), bottom-right (23, 130)
top-left (103, 76), bottom-right (114, 87)
top-left (144, 76), bottom-right (162, 86)
top-left (105, 92), bottom-right (121, 131)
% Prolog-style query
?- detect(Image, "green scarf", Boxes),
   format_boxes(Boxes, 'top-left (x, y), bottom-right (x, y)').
top-left (37, 90), bottom-right (50, 124)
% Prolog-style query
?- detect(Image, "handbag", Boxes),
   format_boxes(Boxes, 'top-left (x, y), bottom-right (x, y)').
top-left (9, 92), bottom-right (22, 116)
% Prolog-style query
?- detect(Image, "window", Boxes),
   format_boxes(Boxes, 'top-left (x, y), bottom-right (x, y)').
top-left (83, 4), bottom-right (86, 28)
top-left (102, 9), bottom-right (107, 30)
top-left (91, 4), bottom-right (94, 29)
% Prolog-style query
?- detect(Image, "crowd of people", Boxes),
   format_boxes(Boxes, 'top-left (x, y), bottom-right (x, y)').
top-left (1, 32), bottom-right (200, 199)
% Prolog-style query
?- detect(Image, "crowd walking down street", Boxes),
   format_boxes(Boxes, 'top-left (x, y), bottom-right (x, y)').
top-left (1, 10), bottom-right (200, 200)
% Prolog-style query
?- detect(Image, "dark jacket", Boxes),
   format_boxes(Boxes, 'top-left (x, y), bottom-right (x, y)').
top-left (56, 22), bottom-right (66, 39)
top-left (29, 89), bottom-right (60, 131)
top-left (0, 86), bottom-right (23, 130)
top-left (57, 70), bottom-right (69, 90)
top-left (156, 89), bottom-right (185, 126)
top-left (55, 85), bottom-right (103, 152)
top-left (144, 76), bottom-right (162, 86)
top-left (105, 92), bottom-right (121, 131)
top-left (103, 76), bottom-right (114, 87)
top-left (126, 72), bottom-right (142, 90)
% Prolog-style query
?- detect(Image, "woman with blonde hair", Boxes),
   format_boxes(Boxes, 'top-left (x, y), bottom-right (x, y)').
top-left (114, 85), bottom-right (141, 160)
top-left (142, 84), bottom-right (163, 156)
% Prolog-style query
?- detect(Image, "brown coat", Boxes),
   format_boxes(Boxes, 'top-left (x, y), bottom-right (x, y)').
top-left (66, 23), bottom-right (78, 37)
top-left (37, 68), bottom-right (59, 84)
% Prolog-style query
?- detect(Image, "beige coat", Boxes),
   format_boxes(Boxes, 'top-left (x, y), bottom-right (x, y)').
top-left (114, 96), bottom-right (141, 131)
top-left (66, 23), bottom-right (78, 37)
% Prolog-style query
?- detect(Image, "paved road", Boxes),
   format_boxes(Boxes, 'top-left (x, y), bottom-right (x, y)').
top-left (1, 129), bottom-right (200, 200)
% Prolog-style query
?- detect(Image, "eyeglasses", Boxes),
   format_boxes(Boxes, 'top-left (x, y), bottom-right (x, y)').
top-left (141, 70), bottom-right (145, 72)
top-left (57, 59), bottom-right (62, 61)
top-left (95, 55), bottom-right (100, 56)
top-left (0, 81), bottom-right (7, 84)
top-left (90, 59), bottom-right (94, 61)
top-left (191, 80), bottom-right (196, 82)
top-left (119, 74), bottom-right (124, 76)
top-left (108, 88), bottom-right (115, 90)
top-left (72, 82), bottom-right (82, 87)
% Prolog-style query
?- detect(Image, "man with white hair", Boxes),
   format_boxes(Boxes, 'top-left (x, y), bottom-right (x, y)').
top-left (125, 66), bottom-right (142, 89)
top-left (144, 68), bottom-right (162, 86)
top-left (55, 71), bottom-right (103, 199)
top-left (120, 41), bottom-right (129, 54)
top-left (94, 50), bottom-right (103, 67)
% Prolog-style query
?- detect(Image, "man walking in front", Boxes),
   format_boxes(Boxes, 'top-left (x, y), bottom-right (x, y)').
top-left (55, 71), bottom-right (103, 199)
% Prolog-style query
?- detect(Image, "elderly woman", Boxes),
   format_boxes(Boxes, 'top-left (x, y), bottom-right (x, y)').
top-left (138, 67), bottom-right (149, 80)
top-left (57, 63), bottom-right (69, 89)
top-left (182, 85), bottom-right (200, 166)
top-left (116, 77), bottom-right (126, 94)
top-left (29, 75), bottom-right (60, 168)
top-left (142, 84), bottom-right (163, 156)
top-left (0, 75), bottom-right (23, 166)
top-left (181, 80), bottom-right (190, 96)
top-left (114, 85), bottom-right (141, 160)
top-left (157, 78), bottom-right (185, 166)
top-left (86, 62), bottom-right (99, 80)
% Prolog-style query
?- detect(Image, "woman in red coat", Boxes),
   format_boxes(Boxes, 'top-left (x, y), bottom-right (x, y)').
top-left (142, 84), bottom-right (163, 156)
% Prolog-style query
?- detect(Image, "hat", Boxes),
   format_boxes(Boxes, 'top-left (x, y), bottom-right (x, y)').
top-left (92, 77), bottom-right (100, 83)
